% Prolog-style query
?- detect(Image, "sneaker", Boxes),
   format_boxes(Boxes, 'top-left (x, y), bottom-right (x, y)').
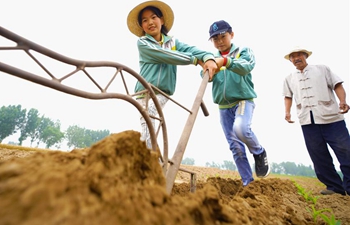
top-left (253, 150), bottom-right (270, 178)
top-left (320, 190), bottom-right (335, 195)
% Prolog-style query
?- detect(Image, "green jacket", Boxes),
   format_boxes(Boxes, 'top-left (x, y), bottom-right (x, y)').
top-left (209, 44), bottom-right (257, 108)
top-left (134, 34), bottom-right (215, 96)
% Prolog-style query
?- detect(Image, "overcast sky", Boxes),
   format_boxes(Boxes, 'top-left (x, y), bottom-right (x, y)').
top-left (0, 0), bottom-right (349, 168)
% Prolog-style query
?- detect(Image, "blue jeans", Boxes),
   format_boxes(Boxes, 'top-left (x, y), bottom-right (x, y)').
top-left (219, 100), bottom-right (264, 186)
top-left (302, 116), bottom-right (350, 195)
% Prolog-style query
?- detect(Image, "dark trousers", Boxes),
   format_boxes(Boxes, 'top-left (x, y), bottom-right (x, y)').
top-left (301, 112), bottom-right (350, 194)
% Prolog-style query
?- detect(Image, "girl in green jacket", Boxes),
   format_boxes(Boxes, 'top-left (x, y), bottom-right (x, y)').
top-left (127, 0), bottom-right (217, 148)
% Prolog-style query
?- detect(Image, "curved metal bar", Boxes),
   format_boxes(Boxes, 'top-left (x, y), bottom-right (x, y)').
top-left (0, 26), bottom-right (211, 192)
top-left (0, 26), bottom-right (169, 172)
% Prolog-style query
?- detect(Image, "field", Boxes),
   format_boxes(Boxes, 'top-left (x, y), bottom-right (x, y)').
top-left (0, 130), bottom-right (349, 225)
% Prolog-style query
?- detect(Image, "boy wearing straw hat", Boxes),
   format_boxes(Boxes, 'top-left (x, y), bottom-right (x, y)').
top-left (127, 1), bottom-right (217, 148)
top-left (283, 47), bottom-right (350, 195)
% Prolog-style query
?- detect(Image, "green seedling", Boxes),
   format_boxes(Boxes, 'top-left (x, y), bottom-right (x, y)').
top-left (307, 205), bottom-right (331, 223)
top-left (319, 213), bottom-right (342, 225)
top-left (294, 182), bottom-right (341, 225)
top-left (295, 182), bottom-right (319, 204)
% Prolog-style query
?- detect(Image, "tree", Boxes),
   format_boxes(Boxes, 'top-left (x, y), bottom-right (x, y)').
top-left (84, 129), bottom-right (110, 147)
top-left (270, 162), bottom-right (283, 174)
top-left (40, 120), bottom-right (64, 148)
top-left (28, 116), bottom-right (42, 147)
top-left (91, 129), bottom-right (110, 143)
top-left (205, 161), bottom-right (221, 169)
top-left (65, 125), bottom-right (110, 149)
top-left (65, 125), bottom-right (87, 148)
top-left (296, 164), bottom-right (316, 177)
top-left (18, 108), bottom-right (40, 145)
top-left (182, 157), bottom-right (195, 165)
top-left (36, 116), bottom-right (59, 148)
top-left (0, 105), bottom-right (26, 143)
top-left (221, 160), bottom-right (236, 171)
top-left (281, 162), bottom-right (298, 175)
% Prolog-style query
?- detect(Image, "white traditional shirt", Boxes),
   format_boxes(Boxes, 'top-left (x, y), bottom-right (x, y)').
top-left (283, 64), bottom-right (344, 125)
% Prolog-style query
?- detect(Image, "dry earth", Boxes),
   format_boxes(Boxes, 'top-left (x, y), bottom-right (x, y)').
top-left (0, 130), bottom-right (349, 225)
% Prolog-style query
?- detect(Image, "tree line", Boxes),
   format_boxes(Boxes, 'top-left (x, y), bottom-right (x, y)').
top-left (0, 105), bottom-right (110, 149)
top-left (182, 157), bottom-right (317, 177)
top-left (0, 104), bottom-right (338, 178)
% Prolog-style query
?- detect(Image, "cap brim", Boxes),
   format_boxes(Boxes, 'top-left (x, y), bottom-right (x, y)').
top-left (208, 28), bottom-right (229, 40)
top-left (127, 1), bottom-right (174, 37)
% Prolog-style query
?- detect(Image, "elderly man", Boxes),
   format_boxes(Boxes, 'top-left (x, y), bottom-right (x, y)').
top-left (283, 47), bottom-right (350, 195)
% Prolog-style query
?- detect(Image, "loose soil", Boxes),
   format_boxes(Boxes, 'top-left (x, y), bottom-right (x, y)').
top-left (0, 130), bottom-right (349, 225)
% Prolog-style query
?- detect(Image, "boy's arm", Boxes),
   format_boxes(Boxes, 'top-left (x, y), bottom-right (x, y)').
top-left (225, 47), bottom-right (255, 75)
top-left (215, 57), bottom-right (225, 69)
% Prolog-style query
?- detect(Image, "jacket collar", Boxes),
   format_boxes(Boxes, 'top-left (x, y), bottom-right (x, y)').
top-left (143, 33), bottom-right (173, 44)
top-left (215, 43), bottom-right (239, 57)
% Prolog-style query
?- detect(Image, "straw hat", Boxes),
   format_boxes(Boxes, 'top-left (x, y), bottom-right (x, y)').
top-left (127, 0), bottom-right (174, 37)
top-left (284, 47), bottom-right (312, 60)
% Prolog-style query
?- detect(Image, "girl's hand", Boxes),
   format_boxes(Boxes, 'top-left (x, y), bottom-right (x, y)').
top-left (203, 59), bottom-right (218, 81)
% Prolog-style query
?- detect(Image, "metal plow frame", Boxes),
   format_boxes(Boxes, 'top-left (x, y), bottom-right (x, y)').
top-left (0, 26), bottom-right (209, 194)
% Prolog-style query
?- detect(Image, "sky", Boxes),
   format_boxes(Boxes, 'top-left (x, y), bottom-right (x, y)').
top-left (0, 0), bottom-right (349, 168)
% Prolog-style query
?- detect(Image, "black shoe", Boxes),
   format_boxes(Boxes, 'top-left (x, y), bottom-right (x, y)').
top-left (320, 190), bottom-right (336, 195)
top-left (253, 150), bottom-right (270, 178)
top-left (320, 189), bottom-right (346, 196)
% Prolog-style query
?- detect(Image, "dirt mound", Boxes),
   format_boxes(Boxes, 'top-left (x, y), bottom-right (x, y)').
top-left (0, 130), bottom-right (349, 225)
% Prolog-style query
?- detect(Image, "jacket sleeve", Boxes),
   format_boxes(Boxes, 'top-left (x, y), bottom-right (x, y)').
top-left (137, 38), bottom-right (198, 65)
top-left (225, 47), bottom-right (255, 76)
top-left (175, 39), bottom-right (215, 63)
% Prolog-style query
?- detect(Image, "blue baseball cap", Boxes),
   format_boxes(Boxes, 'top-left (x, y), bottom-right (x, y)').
top-left (208, 20), bottom-right (232, 39)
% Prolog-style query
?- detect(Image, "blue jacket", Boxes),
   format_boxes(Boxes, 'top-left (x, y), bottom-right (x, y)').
top-left (134, 34), bottom-right (215, 96)
top-left (209, 43), bottom-right (257, 108)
